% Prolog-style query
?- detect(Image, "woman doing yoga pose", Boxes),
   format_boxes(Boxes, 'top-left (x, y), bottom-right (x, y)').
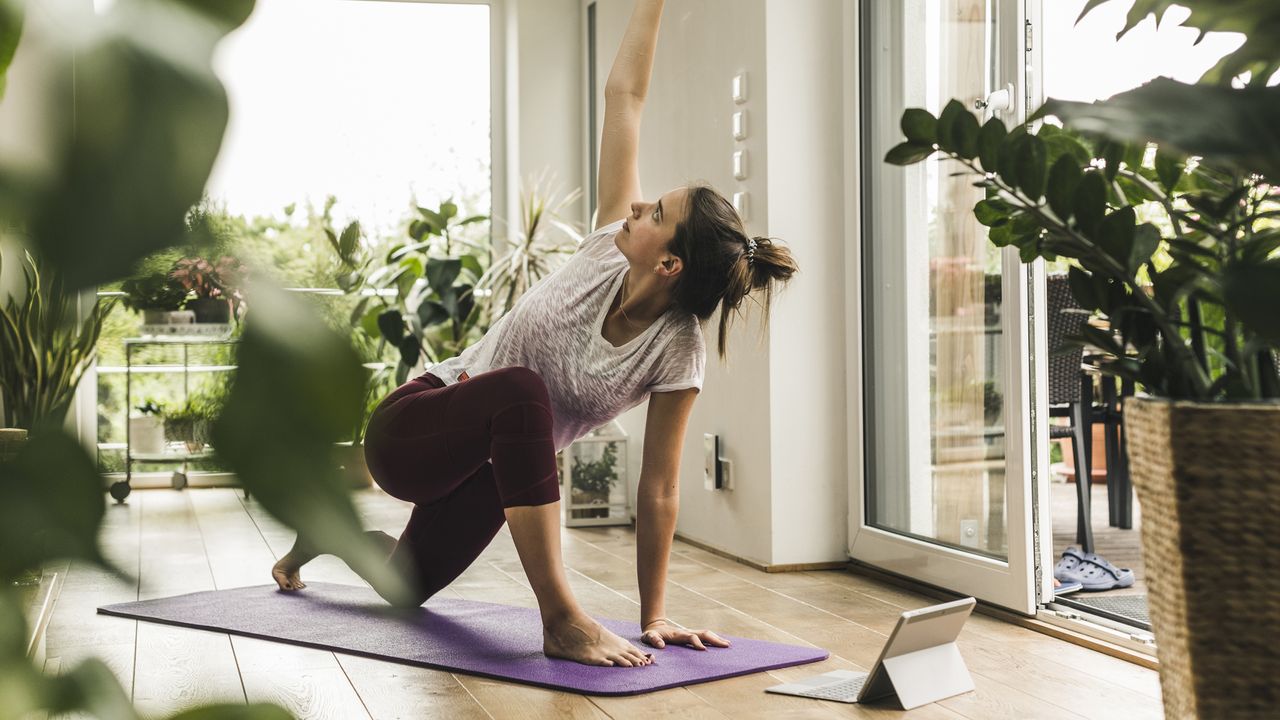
top-left (271, 0), bottom-right (798, 668)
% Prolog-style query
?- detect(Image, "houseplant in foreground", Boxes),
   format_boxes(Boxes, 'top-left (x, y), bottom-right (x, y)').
top-left (885, 2), bottom-right (1279, 716)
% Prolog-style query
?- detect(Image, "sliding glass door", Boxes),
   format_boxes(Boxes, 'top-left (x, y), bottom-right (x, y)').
top-left (852, 0), bottom-right (1048, 613)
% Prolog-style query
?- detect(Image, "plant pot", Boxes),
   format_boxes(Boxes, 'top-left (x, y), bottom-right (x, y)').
top-left (0, 427), bottom-right (28, 463)
top-left (186, 297), bottom-right (231, 323)
top-left (164, 417), bottom-right (200, 452)
top-left (333, 442), bottom-right (373, 489)
top-left (128, 415), bottom-right (165, 454)
top-left (1124, 396), bottom-right (1280, 720)
top-left (142, 309), bottom-right (196, 325)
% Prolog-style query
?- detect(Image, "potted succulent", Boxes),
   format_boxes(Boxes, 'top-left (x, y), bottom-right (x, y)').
top-left (119, 272), bottom-right (193, 326)
top-left (885, 2), bottom-right (1279, 715)
top-left (169, 255), bottom-right (248, 324)
top-left (127, 398), bottom-right (166, 454)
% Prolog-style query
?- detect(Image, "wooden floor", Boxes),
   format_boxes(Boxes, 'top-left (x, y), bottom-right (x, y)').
top-left (1051, 481), bottom-right (1146, 597)
top-left (42, 488), bottom-right (1165, 719)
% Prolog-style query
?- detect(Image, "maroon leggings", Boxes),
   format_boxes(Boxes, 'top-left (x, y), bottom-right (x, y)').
top-left (362, 365), bottom-right (560, 605)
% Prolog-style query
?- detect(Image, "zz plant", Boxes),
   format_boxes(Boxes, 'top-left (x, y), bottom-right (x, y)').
top-left (886, 99), bottom-right (1279, 401)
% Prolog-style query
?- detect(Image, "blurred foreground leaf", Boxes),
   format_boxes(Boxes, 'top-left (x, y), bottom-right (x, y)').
top-left (0, 419), bottom-right (121, 582)
top-left (210, 281), bottom-right (413, 606)
top-left (0, 0), bottom-right (251, 291)
top-left (1036, 78), bottom-right (1280, 180)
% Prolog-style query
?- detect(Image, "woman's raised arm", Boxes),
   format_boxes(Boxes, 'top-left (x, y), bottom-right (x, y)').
top-left (595, 0), bottom-right (665, 231)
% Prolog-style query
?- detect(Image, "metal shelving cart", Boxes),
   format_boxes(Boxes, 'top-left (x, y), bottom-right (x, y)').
top-left (113, 333), bottom-right (239, 503)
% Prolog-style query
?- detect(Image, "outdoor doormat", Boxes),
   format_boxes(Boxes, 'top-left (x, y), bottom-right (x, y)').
top-left (98, 582), bottom-right (828, 696)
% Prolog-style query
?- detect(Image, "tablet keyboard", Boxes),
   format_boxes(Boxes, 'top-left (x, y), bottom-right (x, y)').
top-left (797, 675), bottom-right (867, 703)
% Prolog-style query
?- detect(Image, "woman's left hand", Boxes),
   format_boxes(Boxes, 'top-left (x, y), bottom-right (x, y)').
top-left (640, 619), bottom-right (731, 650)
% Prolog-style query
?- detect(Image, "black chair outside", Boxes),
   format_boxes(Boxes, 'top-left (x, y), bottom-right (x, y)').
top-left (1045, 273), bottom-right (1098, 552)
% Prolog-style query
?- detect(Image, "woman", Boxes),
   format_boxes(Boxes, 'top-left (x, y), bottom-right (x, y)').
top-left (271, 0), bottom-right (797, 669)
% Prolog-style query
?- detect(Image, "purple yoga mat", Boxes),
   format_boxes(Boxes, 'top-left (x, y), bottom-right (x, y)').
top-left (98, 582), bottom-right (828, 696)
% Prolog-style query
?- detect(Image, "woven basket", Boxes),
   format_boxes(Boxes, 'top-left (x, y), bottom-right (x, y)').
top-left (1124, 397), bottom-right (1280, 720)
top-left (0, 427), bottom-right (28, 463)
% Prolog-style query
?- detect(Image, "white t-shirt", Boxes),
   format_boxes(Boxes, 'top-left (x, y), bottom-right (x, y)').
top-left (425, 218), bottom-right (705, 453)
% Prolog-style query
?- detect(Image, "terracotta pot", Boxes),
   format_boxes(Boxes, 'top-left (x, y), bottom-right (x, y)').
top-left (1125, 396), bottom-right (1280, 720)
top-left (1057, 423), bottom-right (1108, 484)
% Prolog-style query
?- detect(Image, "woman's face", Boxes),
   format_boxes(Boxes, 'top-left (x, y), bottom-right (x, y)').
top-left (616, 186), bottom-right (691, 274)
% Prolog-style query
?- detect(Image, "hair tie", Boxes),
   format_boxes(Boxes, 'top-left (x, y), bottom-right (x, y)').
top-left (745, 237), bottom-right (757, 266)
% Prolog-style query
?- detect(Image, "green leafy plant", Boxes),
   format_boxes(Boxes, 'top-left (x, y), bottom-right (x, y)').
top-left (358, 199), bottom-right (490, 384)
top-left (119, 272), bottom-right (190, 313)
top-left (571, 441), bottom-right (621, 497)
top-left (134, 398), bottom-right (166, 417)
top-left (475, 169), bottom-right (585, 321)
top-left (885, 0), bottom-right (1280, 401)
top-left (0, 248), bottom-right (119, 430)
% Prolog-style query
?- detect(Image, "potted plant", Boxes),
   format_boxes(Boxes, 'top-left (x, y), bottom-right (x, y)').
top-left (162, 397), bottom-right (204, 453)
top-left (127, 398), bottom-right (166, 454)
top-left (119, 272), bottom-right (193, 326)
top-left (885, 2), bottom-right (1279, 715)
top-left (569, 440), bottom-right (621, 520)
top-left (0, 249), bottom-right (118, 435)
top-left (169, 255), bottom-right (248, 324)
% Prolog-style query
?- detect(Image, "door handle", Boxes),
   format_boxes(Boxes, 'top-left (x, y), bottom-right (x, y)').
top-left (974, 83), bottom-right (1014, 119)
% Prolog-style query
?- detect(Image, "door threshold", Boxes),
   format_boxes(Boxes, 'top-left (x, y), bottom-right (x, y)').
top-left (845, 560), bottom-right (1158, 669)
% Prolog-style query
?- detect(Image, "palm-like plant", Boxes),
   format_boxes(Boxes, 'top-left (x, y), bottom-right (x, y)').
top-left (475, 169), bottom-right (585, 322)
top-left (0, 248), bottom-right (118, 431)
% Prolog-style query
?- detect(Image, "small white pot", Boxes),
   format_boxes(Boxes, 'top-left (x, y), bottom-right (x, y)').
top-left (129, 415), bottom-right (165, 454)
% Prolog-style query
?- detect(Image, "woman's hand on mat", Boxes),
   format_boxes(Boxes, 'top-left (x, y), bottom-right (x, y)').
top-left (640, 620), bottom-right (731, 650)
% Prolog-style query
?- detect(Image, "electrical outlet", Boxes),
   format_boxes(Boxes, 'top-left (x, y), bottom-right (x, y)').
top-left (959, 519), bottom-right (979, 548)
top-left (721, 458), bottom-right (733, 490)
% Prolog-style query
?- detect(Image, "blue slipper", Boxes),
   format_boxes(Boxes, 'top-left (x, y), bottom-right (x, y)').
top-left (1054, 547), bottom-right (1088, 583)
top-left (1074, 553), bottom-right (1135, 591)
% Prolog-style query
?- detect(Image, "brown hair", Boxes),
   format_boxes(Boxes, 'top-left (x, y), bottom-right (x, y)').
top-left (667, 182), bottom-right (799, 361)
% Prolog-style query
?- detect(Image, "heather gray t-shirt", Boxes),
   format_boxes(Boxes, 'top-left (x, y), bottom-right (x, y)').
top-left (425, 218), bottom-right (705, 453)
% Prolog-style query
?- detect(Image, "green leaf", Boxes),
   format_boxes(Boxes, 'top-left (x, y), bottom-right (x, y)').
top-left (1098, 140), bottom-right (1125, 183)
top-left (1222, 260), bottom-right (1280, 343)
top-left (1096, 206), bottom-right (1137, 267)
top-left (209, 282), bottom-right (415, 607)
top-left (1073, 171), bottom-right (1108, 236)
top-left (1039, 78), bottom-right (1280, 180)
top-left (1243, 229), bottom-right (1280, 264)
top-left (1015, 134), bottom-right (1048, 200)
top-left (339, 221), bottom-right (361, 259)
top-left (901, 109), bottom-right (937, 145)
top-left (954, 107), bottom-right (981, 160)
top-left (1153, 147), bottom-right (1185, 193)
top-left (988, 221), bottom-right (1016, 247)
top-left (1068, 264), bottom-right (1101, 311)
top-left (936, 99), bottom-right (968, 154)
top-left (973, 199), bottom-right (1011, 227)
top-left (0, 1), bottom-right (23, 102)
top-left (977, 117), bottom-right (1006, 173)
top-left (1018, 240), bottom-right (1040, 263)
top-left (0, 422), bottom-right (115, 581)
top-left (1046, 154), bottom-right (1082, 222)
top-left (884, 141), bottom-right (936, 166)
top-left (440, 200), bottom-right (458, 221)
top-left (1128, 223), bottom-right (1161, 275)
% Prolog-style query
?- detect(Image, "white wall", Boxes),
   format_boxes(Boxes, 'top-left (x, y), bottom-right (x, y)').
top-left (580, 0), bottom-right (856, 567)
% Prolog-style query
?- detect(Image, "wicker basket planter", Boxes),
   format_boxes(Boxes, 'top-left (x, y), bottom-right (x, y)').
top-left (1124, 396), bottom-right (1280, 720)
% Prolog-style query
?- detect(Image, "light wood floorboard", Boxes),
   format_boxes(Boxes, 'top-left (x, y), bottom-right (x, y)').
top-left (39, 488), bottom-right (1164, 719)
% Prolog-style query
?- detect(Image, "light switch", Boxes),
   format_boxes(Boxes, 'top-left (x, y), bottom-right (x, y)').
top-left (733, 150), bottom-right (748, 180)
top-left (732, 191), bottom-right (749, 220)
top-left (732, 72), bottom-right (747, 104)
top-left (732, 110), bottom-right (747, 140)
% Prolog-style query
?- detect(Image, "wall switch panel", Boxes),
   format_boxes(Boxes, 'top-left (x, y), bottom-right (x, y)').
top-left (732, 110), bottom-right (747, 140)
top-left (732, 73), bottom-right (747, 104)
top-left (733, 150), bottom-right (748, 180)
top-left (704, 433), bottom-right (724, 490)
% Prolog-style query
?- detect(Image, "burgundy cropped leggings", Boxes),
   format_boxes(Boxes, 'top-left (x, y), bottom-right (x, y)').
top-left (362, 366), bottom-right (560, 606)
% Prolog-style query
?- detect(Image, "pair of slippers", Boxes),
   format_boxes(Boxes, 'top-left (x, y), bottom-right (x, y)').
top-left (1053, 547), bottom-right (1136, 592)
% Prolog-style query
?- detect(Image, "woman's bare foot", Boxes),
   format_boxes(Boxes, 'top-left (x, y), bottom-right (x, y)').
top-left (271, 530), bottom-right (399, 591)
top-left (543, 610), bottom-right (654, 667)
top-left (271, 537), bottom-right (319, 591)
